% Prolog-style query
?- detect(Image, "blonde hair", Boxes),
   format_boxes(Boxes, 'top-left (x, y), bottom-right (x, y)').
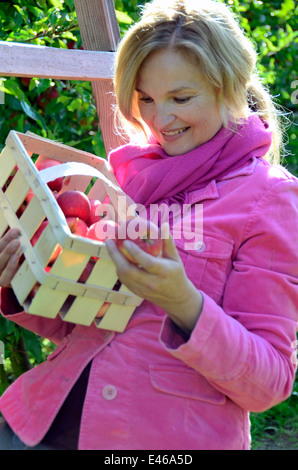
top-left (114, 0), bottom-right (282, 163)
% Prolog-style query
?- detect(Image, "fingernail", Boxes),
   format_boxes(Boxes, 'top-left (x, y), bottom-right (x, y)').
top-left (123, 240), bottom-right (134, 250)
top-left (11, 253), bottom-right (20, 263)
top-left (10, 240), bottom-right (20, 250)
top-left (9, 228), bottom-right (20, 238)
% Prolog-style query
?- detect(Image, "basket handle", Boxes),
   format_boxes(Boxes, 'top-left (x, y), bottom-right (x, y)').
top-left (39, 161), bottom-right (121, 193)
top-left (39, 161), bottom-right (138, 221)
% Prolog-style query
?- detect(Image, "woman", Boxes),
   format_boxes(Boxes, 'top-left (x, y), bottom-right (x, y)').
top-left (0, 0), bottom-right (297, 450)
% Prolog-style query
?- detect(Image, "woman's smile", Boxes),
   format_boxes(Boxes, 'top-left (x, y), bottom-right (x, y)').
top-left (161, 126), bottom-right (191, 139)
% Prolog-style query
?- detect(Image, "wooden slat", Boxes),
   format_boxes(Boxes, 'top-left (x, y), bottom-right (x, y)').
top-left (0, 41), bottom-right (114, 81)
top-left (95, 303), bottom-right (136, 332)
top-left (4, 170), bottom-right (30, 212)
top-left (0, 147), bottom-right (17, 187)
top-left (74, 0), bottom-right (127, 153)
top-left (60, 297), bottom-right (103, 326)
top-left (28, 285), bottom-right (67, 319)
top-left (11, 260), bottom-right (37, 305)
top-left (19, 196), bottom-right (46, 240)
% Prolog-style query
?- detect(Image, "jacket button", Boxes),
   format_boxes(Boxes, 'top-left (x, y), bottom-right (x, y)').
top-left (196, 241), bottom-right (206, 252)
top-left (102, 385), bottom-right (117, 401)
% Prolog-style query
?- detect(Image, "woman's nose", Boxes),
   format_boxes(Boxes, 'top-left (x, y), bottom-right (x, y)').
top-left (154, 105), bottom-right (175, 130)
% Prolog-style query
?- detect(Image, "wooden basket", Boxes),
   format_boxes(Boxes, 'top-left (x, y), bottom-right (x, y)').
top-left (0, 131), bottom-right (143, 332)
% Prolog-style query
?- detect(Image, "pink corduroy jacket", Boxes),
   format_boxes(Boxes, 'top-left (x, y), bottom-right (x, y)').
top-left (0, 157), bottom-right (297, 450)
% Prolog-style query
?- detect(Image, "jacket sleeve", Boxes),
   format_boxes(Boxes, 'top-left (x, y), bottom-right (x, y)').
top-left (0, 287), bottom-right (74, 345)
top-left (160, 178), bottom-right (298, 413)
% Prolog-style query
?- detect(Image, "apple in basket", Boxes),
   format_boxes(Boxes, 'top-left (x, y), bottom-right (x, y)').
top-left (115, 218), bottom-right (162, 265)
top-left (56, 190), bottom-right (91, 223)
top-left (35, 158), bottom-right (64, 192)
top-left (30, 221), bottom-right (61, 264)
top-left (87, 198), bottom-right (110, 226)
top-left (87, 219), bottom-right (118, 242)
top-left (66, 216), bottom-right (89, 237)
top-left (31, 217), bottom-right (88, 264)
top-left (95, 280), bottom-right (122, 318)
top-left (27, 266), bottom-right (51, 301)
top-left (96, 301), bottom-right (110, 318)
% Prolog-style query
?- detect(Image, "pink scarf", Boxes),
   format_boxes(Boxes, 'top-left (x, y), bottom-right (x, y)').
top-left (108, 114), bottom-right (272, 206)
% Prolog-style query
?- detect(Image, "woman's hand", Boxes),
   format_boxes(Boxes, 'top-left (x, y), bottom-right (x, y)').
top-left (0, 228), bottom-right (21, 288)
top-left (105, 224), bottom-right (203, 334)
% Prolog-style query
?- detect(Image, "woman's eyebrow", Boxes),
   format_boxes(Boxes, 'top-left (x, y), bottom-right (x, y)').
top-left (135, 86), bottom-right (196, 94)
top-left (167, 86), bottom-right (196, 94)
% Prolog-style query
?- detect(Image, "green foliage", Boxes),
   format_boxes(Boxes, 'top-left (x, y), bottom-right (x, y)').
top-left (0, 0), bottom-right (297, 446)
top-left (0, 313), bottom-right (55, 395)
top-left (227, 0), bottom-right (298, 174)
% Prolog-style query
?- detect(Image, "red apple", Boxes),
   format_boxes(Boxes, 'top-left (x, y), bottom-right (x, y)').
top-left (36, 87), bottom-right (59, 111)
top-left (87, 199), bottom-right (105, 226)
top-left (87, 220), bottom-right (118, 242)
top-left (66, 216), bottom-right (88, 237)
top-left (21, 77), bottom-right (31, 87)
top-left (30, 221), bottom-right (61, 264)
top-left (25, 189), bottom-right (35, 204)
top-left (115, 218), bottom-right (162, 265)
top-left (30, 221), bottom-right (48, 246)
top-left (36, 158), bottom-right (63, 192)
top-left (96, 301), bottom-right (110, 318)
top-left (17, 187), bottom-right (34, 217)
top-left (27, 266), bottom-right (51, 302)
top-left (3, 165), bottom-right (18, 191)
top-left (67, 40), bottom-right (76, 49)
top-left (48, 87), bottom-right (59, 101)
top-left (57, 190), bottom-right (91, 223)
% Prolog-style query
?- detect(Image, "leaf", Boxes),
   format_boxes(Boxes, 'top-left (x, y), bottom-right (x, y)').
top-left (0, 317), bottom-right (15, 339)
top-left (20, 99), bottom-right (46, 128)
top-left (22, 330), bottom-right (43, 363)
top-left (277, 0), bottom-right (296, 19)
top-left (67, 98), bottom-right (82, 112)
top-left (27, 6), bottom-right (44, 20)
top-left (115, 10), bottom-right (133, 25)
top-left (3, 79), bottom-right (26, 101)
top-left (49, 0), bottom-right (64, 7)
top-left (33, 78), bottom-right (53, 94)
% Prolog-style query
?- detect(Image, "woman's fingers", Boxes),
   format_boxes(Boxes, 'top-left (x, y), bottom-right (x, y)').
top-left (0, 229), bottom-right (21, 287)
top-left (0, 228), bottom-right (20, 250)
top-left (0, 252), bottom-right (20, 287)
top-left (160, 223), bottom-right (181, 262)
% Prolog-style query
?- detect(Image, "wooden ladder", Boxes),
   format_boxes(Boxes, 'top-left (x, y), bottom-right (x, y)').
top-left (0, 0), bottom-right (126, 154)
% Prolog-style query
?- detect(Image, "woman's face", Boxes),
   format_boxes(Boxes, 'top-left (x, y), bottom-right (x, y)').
top-left (136, 48), bottom-right (223, 155)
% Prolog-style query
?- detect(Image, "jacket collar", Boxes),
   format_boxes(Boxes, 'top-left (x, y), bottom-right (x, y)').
top-left (188, 157), bottom-right (258, 204)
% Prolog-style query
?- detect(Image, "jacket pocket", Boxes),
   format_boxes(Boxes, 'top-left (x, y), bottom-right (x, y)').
top-left (149, 365), bottom-right (226, 405)
top-left (47, 336), bottom-right (69, 361)
top-left (176, 233), bottom-right (234, 304)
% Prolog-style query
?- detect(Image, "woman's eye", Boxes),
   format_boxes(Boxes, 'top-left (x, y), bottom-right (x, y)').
top-left (174, 97), bottom-right (192, 104)
top-left (139, 96), bottom-right (153, 104)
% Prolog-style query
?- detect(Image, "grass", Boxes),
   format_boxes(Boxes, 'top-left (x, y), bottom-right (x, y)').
top-left (251, 371), bottom-right (298, 450)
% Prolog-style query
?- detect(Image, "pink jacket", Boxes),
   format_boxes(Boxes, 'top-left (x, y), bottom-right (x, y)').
top-left (0, 157), bottom-right (297, 450)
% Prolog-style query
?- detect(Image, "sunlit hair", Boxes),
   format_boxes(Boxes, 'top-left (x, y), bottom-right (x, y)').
top-left (113, 0), bottom-right (282, 163)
